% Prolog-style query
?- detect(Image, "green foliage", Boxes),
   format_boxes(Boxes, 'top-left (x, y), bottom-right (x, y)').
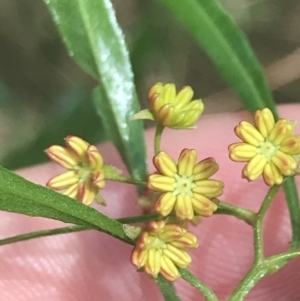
top-left (43, 0), bottom-right (147, 182)
top-left (159, 0), bottom-right (278, 117)
top-left (0, 165), bottom-right (131, 243)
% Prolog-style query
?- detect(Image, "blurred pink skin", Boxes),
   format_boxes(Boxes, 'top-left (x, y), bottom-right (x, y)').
top-left (1, 105), bottom-right (300, 301)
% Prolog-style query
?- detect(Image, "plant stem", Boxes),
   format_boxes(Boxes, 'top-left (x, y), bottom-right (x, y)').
top-left (106, 175), bottom-right (147, 186)
top-left (283, 178), bottom-right (300, 251)
top-left (254, 185), bottom-right (280, 262)
top-left (226, 185), bottom-right (281, 300)
top-left (154, 124), bottom-right (165, 154)
top-left (155, 275), bottom-right (182, 301)
top-left (226, 265), bottom-right (267, 301)
top-left (117, 213), bottom-right (162, 224)
top-left (226, 250), bottom-right (300, 301)
top-left (0, 225), bottom-right (89, 246)
top-left (180, 269), bottom-right (219, 301)
top-left (214, 199), bottom-right (256, 225)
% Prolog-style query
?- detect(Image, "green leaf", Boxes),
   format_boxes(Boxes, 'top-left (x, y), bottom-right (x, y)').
top-left (283, 178), bottom-right (300, 250)
top-left (0, 165), bottom-right (132, 244)
top-left (155, 275), bottom-right (182, 301)
top-left (160, 0), bottom-right (300, 257)
top-left (93, 86), bottom-right (147, 183)
top-left (43, 0), bottom-right (147, 182)
top-left (158, 0), bottom-right (278, 117)
top-left (2, 91), bottom-right (106, 169)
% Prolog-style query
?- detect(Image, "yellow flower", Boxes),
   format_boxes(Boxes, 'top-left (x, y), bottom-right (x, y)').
top-left (229, 108), bottom-right (300, 185)
top-left (45, 136), bottom-right (105, 205)
top-left (131, 220), bottom-right (198, 281)
top-left (148, 82), bottom-right (204, 129)
top-left (148, 149), bottom-right (224, 220)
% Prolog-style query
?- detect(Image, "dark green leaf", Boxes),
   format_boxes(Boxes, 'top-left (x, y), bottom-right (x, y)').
top-left (2, 90), bottom-right (106, 169)
top-left (283, 178), bottom-right (300, 250)
top-left (159, 0), bottom-right (278, 117)
top-left (43, 0), bottom-right (147, 182)
top-left (0, 165), bottom-right (132, 244)
top-left (93, 86), bottom-right (146, 183)
top-left (160, 0), bottom-right (300, 253)
top-left (155, 275), bottom-right (181, 301)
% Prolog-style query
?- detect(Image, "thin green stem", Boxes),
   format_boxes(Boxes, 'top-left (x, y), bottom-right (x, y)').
top-left (155, 275), bottom-right (181, 301)
top-left (117, 213), bottom-right (162, 224)
top-left (106, 176), bottom-right (147, 186)
top-left (214, 199), bottom-right (256, 225)
top-left (226, 265), bottom-right (267, 301)
top-left (268, 250), bottom-right (300, 266)
top-left (180, 269), bottom-right (219, 301)
top-left (254, 185), bottom-right (280, 262)
top-left (0, 225), bottom-right (89, 246)
top-left (154, 124), bottom-right (165, 154)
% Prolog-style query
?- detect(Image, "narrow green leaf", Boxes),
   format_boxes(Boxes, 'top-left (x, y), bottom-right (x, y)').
top-left (155, 275), bottom-right (181, 301)
top-left (43, 0), bottom-right (147, 182)
top-left (0, 165), bottom-right (132, 244)
top-left (159, 0), bottom-right (300, 256)
top-left (0, 226), bottom-right (89, 246)
top-left (159, 0), bottom-right (278, 117)
top-left (283, 178), bottom-right (300, 250)
top-left (93, 86), bottom-right (146, 183)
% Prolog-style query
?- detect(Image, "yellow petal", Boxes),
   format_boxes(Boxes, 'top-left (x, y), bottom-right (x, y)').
top-left (272, 150), bottom-right (297, 175)
top-left (193, 157), bottom-right (219, 180)
top-left (163, 244), bottom-right (191, 268)
top-left (92, 171), bottom-right (105, 189)
top-left (262, 162), bottom-right (283, 186)
top-left (63, 183), bottom-right (79, 198)
top-left (280, 136), bottom-right (300, 155)
top-left (154, 192), bottom-right (177, 216)
top-left (77, 181), bottom-right (97, 205)
top-left (160, 254), bottom-right (180, 281)
top-left (131, 248), bottom-right (148, 268)
top-left (242, 154), bottom-right (267, 180)
top-left (86, 145), bottom-right (103, 171)
top-left (254, 108), bottom-right (275, 138)
top-left (175, 194), bottom-right (194, 220)
top-left (269, 119), bottom-right (293, 146)
top-left (191, 194), bottom-right (217, 216)
top-left (153, 151), bottom-right (177, 177)
top-left (162, 83), bottom-right (176, 105)
top-left (47, 171), bottom-right (78, 189)
top-left (193, 180), bottom-right (224, 198)
top-left (170, 232), bottom-right (198, 249)
top-left (229, 143), bottom-right (257, 162)
top-left (178, 149), bottom-right (197, 177)
top-left (156, 104), bottom-right (174, 126)
top-left (148, 174), bottom-right (175, 192)
top-left (174, 86), bottom-right (193, 108)
top-left (65, 135), bottom-right (89, 161)
top-left (235, 121), bottom-right (264, 146)
top-left (45, 145), bottom-right (79, 168)
top-left (145, 249), bottom-right (161, 278)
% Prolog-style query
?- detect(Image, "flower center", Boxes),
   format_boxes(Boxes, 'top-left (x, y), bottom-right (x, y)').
top-left (257, 139), bottom-right (280, 161)
top-left (76, 163), bottom-right (92, 182)
top-left (148, 236), bottom-right (166, 250)
top-left (173, 174), bottom-right (196, 196)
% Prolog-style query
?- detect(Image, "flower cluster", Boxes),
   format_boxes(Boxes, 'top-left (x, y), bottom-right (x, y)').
top-left (148, 149), bottom-right (223, 220)
top-left (229, 108), bottom-right (300, 185)
top-left (131, 220), bottom-right (198, 281)
top-left (133, 82), bottom-right (204, 129)
top-left (45, 136), bottom-right (105, 205)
